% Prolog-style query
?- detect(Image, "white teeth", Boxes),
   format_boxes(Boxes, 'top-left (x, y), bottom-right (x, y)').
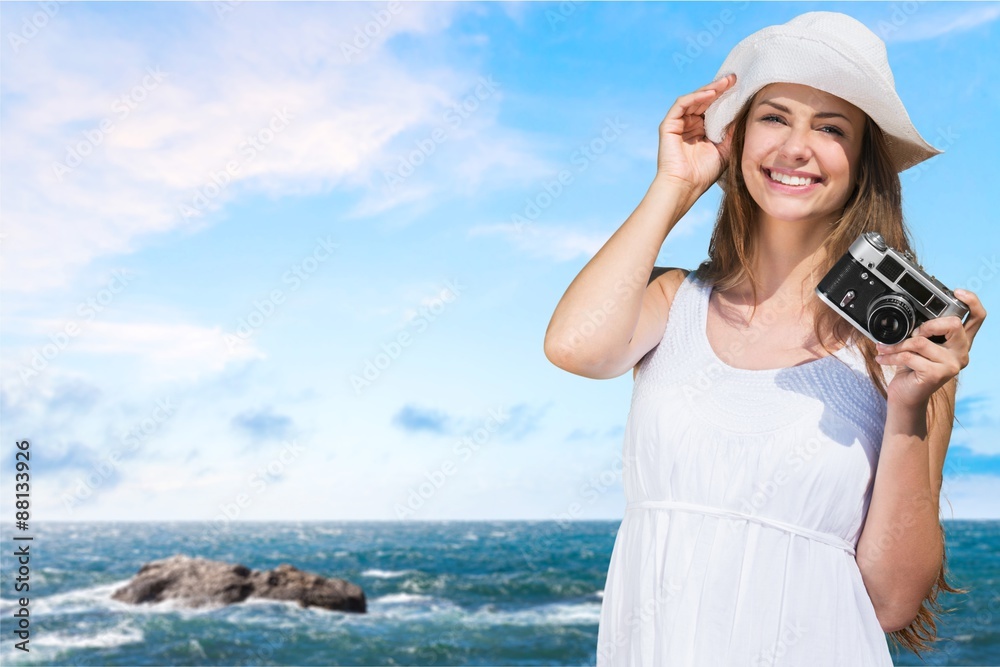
top-left (767, 170), bottom-right (815, 186)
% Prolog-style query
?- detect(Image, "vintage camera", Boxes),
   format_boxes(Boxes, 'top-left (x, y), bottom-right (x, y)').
top-left (816, 231), bottom-right (969, 345)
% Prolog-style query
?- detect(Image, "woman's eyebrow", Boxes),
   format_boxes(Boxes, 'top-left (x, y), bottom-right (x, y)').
top-left (758, 99), bottom-right (854, 125)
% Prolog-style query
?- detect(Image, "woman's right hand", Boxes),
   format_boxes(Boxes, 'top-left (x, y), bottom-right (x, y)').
top-left (656, 73), bottom-right (737, 195)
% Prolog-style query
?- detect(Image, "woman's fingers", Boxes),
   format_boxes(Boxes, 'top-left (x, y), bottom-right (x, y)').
top-left (877, 330), bottom-right (958, 365)
top-left (663, 74), bottom-right (736, 124)
top-left (954, 288), bottom-right (987, 343)
top-left (694, 72), bottom-right (737, 95)
top-left (876, 315), bottom-right (972, 376)
top-left (876, 349), bottom-right (936, 375)
top-left (907, 316), bottom-right (966, 347)
top-left (663, 89), bottom-right (715, 123)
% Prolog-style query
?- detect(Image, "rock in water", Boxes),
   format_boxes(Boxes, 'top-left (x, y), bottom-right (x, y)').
top-left (111, 554), bottom-right (366, 613)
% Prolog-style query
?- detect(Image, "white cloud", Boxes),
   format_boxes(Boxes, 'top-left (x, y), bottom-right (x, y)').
top-left (940, 474), bottom-right (1000, 519)
top-left (468, 222), bottom-right (612, 262)
top-left (670, 203), bottom-right (716, 238)
top-left (79, 320), bottom-right (265, 381)
top-left (0, 2), bottom-right (545, 293)
top-left (2, 319), bottom-right (265, 386)
top-left (876, 3), bottom-right (1000, 43)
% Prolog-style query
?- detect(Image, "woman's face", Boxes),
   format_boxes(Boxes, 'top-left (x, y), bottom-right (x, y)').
top-left (741, 82), bottom-right (866, 226)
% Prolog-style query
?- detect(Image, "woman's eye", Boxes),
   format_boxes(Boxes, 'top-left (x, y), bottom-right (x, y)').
top-left (760, 115), bottom-right (844, 137)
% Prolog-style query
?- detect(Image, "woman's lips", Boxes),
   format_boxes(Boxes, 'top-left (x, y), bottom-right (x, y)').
top-left (761, 167), bottom-right (822, 194)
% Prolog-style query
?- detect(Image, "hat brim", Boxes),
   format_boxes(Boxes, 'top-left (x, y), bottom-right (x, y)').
top-left (704, 29), bottom-right (942, 182)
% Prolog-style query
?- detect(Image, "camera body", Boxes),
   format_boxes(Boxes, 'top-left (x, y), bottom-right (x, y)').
top-left (816, 231), bottom-right (969, 345)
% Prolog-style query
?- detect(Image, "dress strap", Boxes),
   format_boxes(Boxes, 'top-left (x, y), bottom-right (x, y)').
top-left (625, 499), bottom-right (857, 556)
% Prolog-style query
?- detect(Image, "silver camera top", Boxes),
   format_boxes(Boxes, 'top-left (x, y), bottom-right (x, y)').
top-left (851, 232), bottom-right (969, 322)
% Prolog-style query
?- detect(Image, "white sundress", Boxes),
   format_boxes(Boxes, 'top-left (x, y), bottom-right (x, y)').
top-left (595, 271), bottom-right (897, 666)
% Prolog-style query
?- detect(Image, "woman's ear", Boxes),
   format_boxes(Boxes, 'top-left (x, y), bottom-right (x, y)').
top-left (719, 124), bottom-right (735, 164)
top-left (714, 124), bottom-right (736, 186)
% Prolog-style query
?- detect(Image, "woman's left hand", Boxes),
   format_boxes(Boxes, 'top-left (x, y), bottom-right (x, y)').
top-left (876, 288), bottom-right (987, 410)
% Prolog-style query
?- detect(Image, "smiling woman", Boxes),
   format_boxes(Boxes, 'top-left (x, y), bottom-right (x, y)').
top-left (543, 10), bottom-right (987, 667)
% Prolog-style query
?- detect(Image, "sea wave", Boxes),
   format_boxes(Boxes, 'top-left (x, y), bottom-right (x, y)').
top-left (32, 622), bottom-right (144, 650)
top-left (0, 579), bottom-right (130, 617)
top-left (360, 568), bottom-right (414, 578)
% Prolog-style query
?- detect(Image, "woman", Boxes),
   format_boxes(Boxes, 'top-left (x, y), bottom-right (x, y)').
top-left (543, 11), bottom-right (986, 666)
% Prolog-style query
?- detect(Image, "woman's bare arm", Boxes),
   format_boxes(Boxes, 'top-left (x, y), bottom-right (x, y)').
top-left (543, 74), bottom-right (737, 379)
top-left (543, 179), bottom-right (696, 379)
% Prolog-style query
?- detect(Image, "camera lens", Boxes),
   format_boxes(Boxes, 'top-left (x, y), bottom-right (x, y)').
top-left (867, 294), bottom-right (915, 345)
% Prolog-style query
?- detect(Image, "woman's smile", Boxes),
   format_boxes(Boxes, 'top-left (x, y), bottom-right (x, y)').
top-left (761, 167), bottom-right (823, 194)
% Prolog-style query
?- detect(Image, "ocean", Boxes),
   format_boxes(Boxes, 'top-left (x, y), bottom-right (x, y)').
top-left (0, 520), bottom-right (997, 666)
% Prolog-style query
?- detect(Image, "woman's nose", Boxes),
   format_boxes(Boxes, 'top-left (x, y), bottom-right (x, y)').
top-left (778, 126), bottom-right (813, 161)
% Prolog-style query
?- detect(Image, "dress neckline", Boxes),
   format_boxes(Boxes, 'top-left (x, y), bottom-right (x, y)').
top-left (695, 275), bottom-right (848, 375)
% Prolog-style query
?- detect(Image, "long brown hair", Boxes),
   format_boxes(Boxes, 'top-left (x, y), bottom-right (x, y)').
top-left (695, 89), bottom-right (965, 656)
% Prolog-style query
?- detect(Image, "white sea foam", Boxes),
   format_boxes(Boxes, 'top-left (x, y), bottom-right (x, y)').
top-left (356, 592), bottom-right (465, 622)
top-left (465, 599), bottom-right (603, 626)
top-left (188, 638), bottom-right (208, 659)
top-left (374, 592), bottom-right (435, 605)
top-left (0, 579), bottom-right (130, 616)
top-left (32, 621), bottom-right (144, 649)
top-left (361, 568), bottom-right (414, 579)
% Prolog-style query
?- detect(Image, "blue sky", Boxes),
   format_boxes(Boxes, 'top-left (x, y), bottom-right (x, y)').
top-left (1, 1), bottom-right (997, 523)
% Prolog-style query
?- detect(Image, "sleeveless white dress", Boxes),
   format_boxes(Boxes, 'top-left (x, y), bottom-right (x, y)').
top-left (596, 272), bottom-right (897, 666)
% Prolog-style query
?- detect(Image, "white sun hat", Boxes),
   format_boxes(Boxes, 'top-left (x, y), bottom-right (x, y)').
top-left (703, 11), bottom-right (943, 177)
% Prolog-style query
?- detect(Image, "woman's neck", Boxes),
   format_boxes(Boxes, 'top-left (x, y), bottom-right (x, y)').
top-left (733, 211), bottom-right (837, 306)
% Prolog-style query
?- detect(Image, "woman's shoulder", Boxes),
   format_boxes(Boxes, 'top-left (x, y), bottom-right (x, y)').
top-left (646, 265), bottom-right (691, 287)
top-left (647, 266), bottom-right (695, 311)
